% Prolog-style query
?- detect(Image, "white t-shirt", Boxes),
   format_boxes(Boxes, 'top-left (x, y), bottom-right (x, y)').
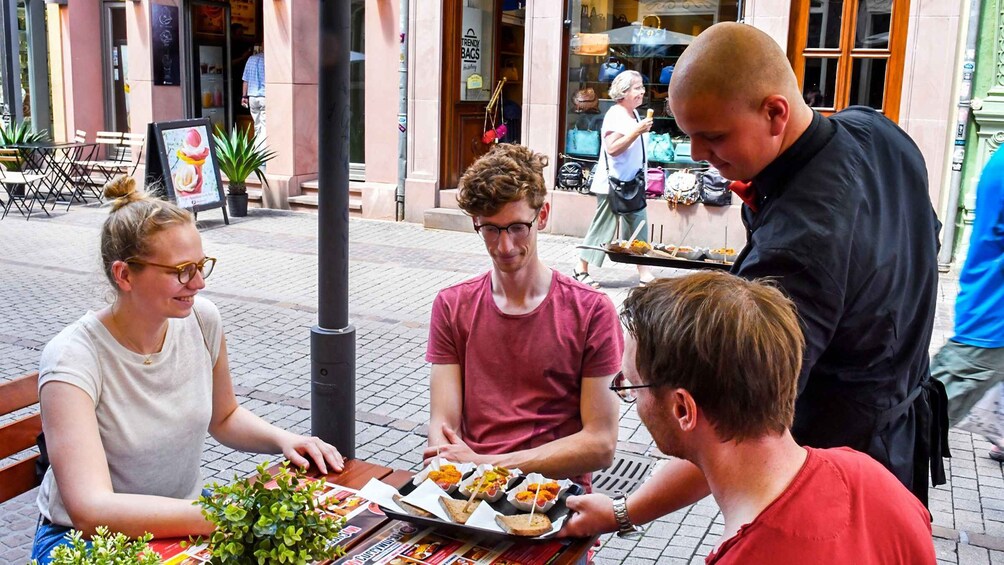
top-left (590, 105), bottom-right (646, 195)
top-left (36, 296), bottom-right (222, 526)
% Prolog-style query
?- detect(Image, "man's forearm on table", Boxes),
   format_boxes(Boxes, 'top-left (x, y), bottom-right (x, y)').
top-left (490, 431), bottom-right (615, 480)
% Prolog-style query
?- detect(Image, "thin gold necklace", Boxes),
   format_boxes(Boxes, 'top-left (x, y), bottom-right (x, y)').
top-left (111, 308), bottom-right (164, 365)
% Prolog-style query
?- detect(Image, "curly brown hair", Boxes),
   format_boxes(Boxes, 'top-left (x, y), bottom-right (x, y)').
top-left (456, 144), bottom-right (548, 217)
top-left (621, 271), bottom-right (804, 442)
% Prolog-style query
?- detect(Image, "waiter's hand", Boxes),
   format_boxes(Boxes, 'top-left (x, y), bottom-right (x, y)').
top-left (558, 493), bottom-right (619, 538)
top-left (422, 424), bottom-right (485, 466)
top-left (241, 95), bottom-right (249, 108)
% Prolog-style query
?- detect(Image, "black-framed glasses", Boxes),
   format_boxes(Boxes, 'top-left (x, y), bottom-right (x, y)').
top-left (609, 371), bottom-right (657, 403)
top-left (473, 213), bottom-right (539, 243)
top-left (126, 256), bottom-right (217, 285)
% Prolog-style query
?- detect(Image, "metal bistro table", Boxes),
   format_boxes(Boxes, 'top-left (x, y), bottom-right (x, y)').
top-left (149, 459), bottom-right (595, 565)
top-left (9, 141), bottom-right (100, 213)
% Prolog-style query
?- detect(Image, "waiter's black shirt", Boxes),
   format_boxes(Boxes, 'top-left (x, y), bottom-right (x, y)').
top-left (732, 107), bottom-right (943, 502)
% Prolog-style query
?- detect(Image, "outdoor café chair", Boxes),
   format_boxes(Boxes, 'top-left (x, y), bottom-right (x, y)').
top-left (0, 148), bottom-right (47, 220)
top-left (74, 131), bottom-right (125, 185)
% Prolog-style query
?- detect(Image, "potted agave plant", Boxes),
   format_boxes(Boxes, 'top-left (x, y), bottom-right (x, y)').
top-left (213, 126), bottom-right (275, 217)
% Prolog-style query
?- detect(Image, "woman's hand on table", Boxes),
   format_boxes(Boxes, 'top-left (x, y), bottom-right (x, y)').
top-left (557, 493), bottom-right (619, 538)
top-left (281, 434), bottom-right (344, 474)
top-left (422, 424), bottom-right (485, 467)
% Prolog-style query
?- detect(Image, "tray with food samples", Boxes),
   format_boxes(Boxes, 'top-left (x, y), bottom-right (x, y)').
top-left (577, 242), bottom-right (737, 270)
top-left (358, 459), bottom-right (582, 542)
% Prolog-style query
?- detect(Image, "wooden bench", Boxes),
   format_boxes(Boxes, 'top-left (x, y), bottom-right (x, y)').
top-left (0, 371), bottom-right (42, 503)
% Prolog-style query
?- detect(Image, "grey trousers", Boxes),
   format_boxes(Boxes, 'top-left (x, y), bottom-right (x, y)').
top-left (932, 339), bottom-right (1004, 427)
top-left (578, 194), bottom-right (649, 268)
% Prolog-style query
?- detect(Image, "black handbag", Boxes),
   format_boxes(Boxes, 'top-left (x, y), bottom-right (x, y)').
top-left (557, 161), bottom-right (586, 192)
top-left (699, 168), bottom-right (733, 206)
top-left (608, 169), bottom-right (647, 214)
top-left (605, 112), bottom-right (648, 215)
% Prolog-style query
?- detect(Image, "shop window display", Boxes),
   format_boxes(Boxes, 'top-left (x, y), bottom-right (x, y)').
top-left (559, 1), bottom-right (739, 190)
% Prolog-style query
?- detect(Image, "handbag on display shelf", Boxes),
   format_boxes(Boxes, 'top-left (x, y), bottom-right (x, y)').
top-left (501, 60), bottom-right (520, 81)
top-left (565, 118), bottom-right (601, 158)
top-left (557, 161), bottom-right (587, 192)
top-left (598, 57), bottom-right (625, 82)
top-left (572, 33), bottom-right (609, 56)
top-left (659, 65), bottom-right (675, 85)
top-left (632, 16), bottom-right (669, 58)
top-left (645, 167), bottom-right (665, 197)
top-left (573, 87), bottom-right (599, 113)
top-left (666, 169), bottom-right (700, 207)
top-left (698, 168), bottom-right (733, 206)
top-left (612, 14), bottom-right (630, 28)
top-left (648, 132), bottom-right (675, 163)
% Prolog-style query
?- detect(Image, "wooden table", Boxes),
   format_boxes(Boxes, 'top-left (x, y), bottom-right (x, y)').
top-left (152, 459), bottom-right (595, 565)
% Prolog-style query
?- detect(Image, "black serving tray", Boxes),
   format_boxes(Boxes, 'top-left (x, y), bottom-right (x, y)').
top-left (578, 245), bottom-right (731, 271)
top-left (380, 479), bottom-right (584, 542)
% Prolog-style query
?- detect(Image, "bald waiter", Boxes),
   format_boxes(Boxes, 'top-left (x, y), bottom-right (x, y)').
top-left (560, 22), bottom-right (946, 539)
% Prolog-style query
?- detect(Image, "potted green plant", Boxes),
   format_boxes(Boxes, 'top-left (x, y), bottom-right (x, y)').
top-left (213, 126), bottom-right (275, 217)
top-left (31, 527), bottom-right (162, 565)
top-left (196, 460), bottom-right (345, 564)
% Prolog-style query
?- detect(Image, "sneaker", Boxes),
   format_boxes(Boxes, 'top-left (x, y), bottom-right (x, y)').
top-left (573, 270), bottom-right (600, 288)
top-left (990, 445), bottom-right (1004, 463)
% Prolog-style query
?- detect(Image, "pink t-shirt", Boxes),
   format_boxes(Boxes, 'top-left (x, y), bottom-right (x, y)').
top-left (426, 270), bottom-right (623, 488)
top-left (706, 447), bottom-right (935, 565)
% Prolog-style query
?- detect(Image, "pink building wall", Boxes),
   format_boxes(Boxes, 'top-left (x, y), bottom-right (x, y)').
top-left (58, 2), bottom-right (104, 140)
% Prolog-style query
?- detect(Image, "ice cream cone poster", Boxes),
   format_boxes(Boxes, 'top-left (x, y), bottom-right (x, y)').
top-left (158, 121), bottom-right (223, 210)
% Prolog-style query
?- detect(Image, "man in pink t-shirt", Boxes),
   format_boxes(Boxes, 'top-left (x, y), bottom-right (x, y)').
top-left (560, 272), bottom-right (935, 563)
top-left (423, 144), bottom-right (622, 489)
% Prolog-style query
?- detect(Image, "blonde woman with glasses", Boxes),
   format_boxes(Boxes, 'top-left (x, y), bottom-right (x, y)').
top-left (31, 176), bottom-right (343, 564)
top-left (574, 70), bottom-right (655, 288)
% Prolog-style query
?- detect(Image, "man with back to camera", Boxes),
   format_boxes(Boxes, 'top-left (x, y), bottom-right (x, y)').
top-left (595, 272), bottom-right (936, 563)
top-left (560, 21), bottom-right (947, 538)
top-left (423, 143), bottom-right (621, 489)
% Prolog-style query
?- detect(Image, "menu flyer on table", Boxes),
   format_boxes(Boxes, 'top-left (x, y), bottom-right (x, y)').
top-left (331, 521), bottom-right (571, 565)
top-left (148, 481), bottom-right (387, 564)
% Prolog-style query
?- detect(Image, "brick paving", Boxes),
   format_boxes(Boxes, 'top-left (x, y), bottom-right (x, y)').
top-left (0, 204), bottom-right (1001, 564)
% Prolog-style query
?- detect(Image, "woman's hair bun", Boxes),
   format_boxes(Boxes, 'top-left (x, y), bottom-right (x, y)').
top-left (104, 176), bottom-right (147, 212)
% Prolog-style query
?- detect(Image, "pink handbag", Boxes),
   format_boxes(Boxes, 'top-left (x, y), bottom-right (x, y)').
top-left (645, 168), bottom-right (665, 197)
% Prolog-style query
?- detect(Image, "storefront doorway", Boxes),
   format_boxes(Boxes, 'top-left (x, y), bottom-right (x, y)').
top-left (102, 2), bottom-right (129, 133)
top-left (440, 0), bottom-right (525, 189)
top-left (185, 0), bottom-right (232, 131)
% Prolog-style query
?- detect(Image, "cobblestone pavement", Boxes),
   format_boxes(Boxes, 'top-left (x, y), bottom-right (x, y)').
top-left (0, 204), bottom-right (1000, 564)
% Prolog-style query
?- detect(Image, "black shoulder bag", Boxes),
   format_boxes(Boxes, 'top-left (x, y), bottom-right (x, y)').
top-left (605, 111), bottom-right (647, 215)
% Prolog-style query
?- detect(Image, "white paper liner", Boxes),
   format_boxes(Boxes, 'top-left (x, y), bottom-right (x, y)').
top-left (398, 478), bottom-right (453, 521)
top-left (506, 473), bottom-right (573, 512)
top-left (465, 502), bottom-right (566, 538)
top-left (357, 478), bottom-right (407, 515)
top-left (457, 464), bottom-right (522, 502)
top-left (411, 457), bottom-right (476, 494)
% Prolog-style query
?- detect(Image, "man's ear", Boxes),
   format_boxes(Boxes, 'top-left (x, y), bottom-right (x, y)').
top-left (762, 94), bottom-right (790, 138)
top-left (110, 260), bottom-right (133, 293)
top-left (536, 202), bottom-right (550, 231)
top-left (670, 388), bottom-right (699, 432)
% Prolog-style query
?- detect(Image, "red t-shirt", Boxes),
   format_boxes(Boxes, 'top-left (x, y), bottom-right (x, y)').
top-left (426, 270), bottom-right (623, 488)
top-left (706, 447), bottom-right (935, 565)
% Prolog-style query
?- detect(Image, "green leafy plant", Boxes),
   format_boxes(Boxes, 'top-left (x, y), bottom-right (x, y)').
top-left (33, 526), bottom-right (162, 565)
top-left (213, 126), bottom-right (276, 196)
top-left (0, 119), bottom-right (48, 171)
top-left (0, 119), bottom-right (48, 146)
top-left (196, 460), bottom-right (345, 565)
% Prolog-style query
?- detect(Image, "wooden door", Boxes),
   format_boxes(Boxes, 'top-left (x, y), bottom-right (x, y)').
top-left (441, 0), bottom-right (500, 189)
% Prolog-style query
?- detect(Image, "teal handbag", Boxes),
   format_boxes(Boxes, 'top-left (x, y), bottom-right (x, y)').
top-left (565, 121), bottom-right (600, 158)
top-left (648, 133), bottom-right (675, 163)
